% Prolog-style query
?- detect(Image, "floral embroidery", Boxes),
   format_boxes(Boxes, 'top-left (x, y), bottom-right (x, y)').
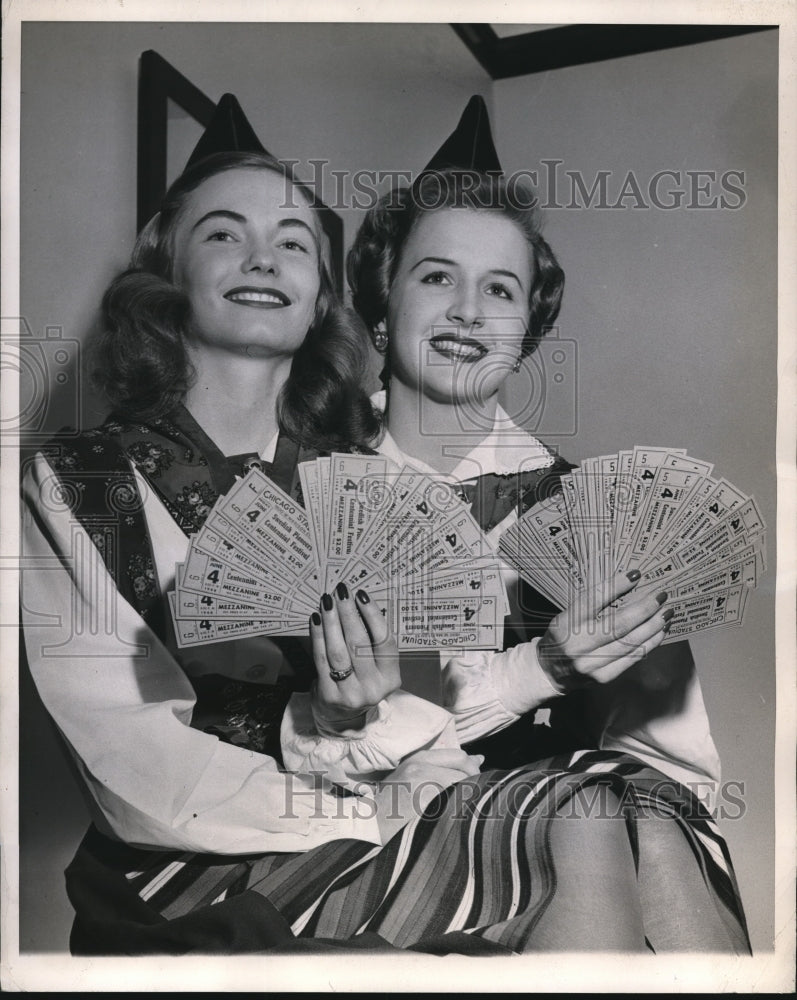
top-left (172, 479), bottom-right (218, 530)
top-left (45, 447), bottom-right (80, 472)
top-left (127, 552), bottom-right (157, 603)
top-left (89, 530), bottom-right (107, 549)
top-left (127, 440), bottom-right (175, 478)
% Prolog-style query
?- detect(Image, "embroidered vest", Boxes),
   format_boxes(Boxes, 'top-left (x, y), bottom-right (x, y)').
top-left (39, 408), bottom-right (317, 761)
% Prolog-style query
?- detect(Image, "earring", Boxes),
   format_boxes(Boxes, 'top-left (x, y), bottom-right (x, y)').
top-left (373, 329), bottom-right (388, 353)
top-left (512, 356), bottom-right (522, 373)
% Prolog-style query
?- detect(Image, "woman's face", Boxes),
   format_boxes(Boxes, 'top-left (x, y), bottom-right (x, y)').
top-left (385, 207), bottom-right (532, 407)
top-left (172, 167), bottom-right (321, 359)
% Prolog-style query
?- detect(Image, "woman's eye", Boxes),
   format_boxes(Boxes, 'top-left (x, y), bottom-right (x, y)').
top-left (205, 230), bottom-right (236, 243)
top-left (421, 271), bottom-right (451, 286)
top-left (486, 282), bottom-right (513, 300)
top-left (280, 239), bottom-right (309, 253)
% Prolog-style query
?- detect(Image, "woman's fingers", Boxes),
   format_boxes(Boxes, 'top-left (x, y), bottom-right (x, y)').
top-left (353, 588), bottom-right (390, 647)
top-left (588, 622), bottom-right (670, 684)
top-left (571, 608), bottom-right (672, 675)
top-left (575, 569), bottom-right (644, 621)
top-left (319, 587), bottom-right (359, 675)
top-left (329, 583), bottom-right (372, 664)
top-left (310, 584), bottom-right (401, 726)
top-left (593, 588), bottom-right (669, 646)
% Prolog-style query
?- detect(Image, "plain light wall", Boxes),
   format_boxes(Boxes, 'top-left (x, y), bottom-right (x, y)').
top-left (495, 29), bottom-right (778, 952)
top-left (18, 23), bottom-right (777, 952)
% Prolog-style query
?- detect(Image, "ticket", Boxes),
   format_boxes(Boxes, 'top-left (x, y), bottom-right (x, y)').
top-left (212, 471), bottom-right (316, 577)
top-left (661, 584), bottom-right (747, 638)
top-left (325, 453), bottom-right (391, 590)
top-left (644, 477), bottom-right (749, 570)
top-left (391, 594), bottom-right (503, 650)
top-left (178, 547), bottom-right (316, 611)
top-left (626, 455), bottom-right (714, 569)
top-left (168, 593), bottom-right (309, 648)
top-left (298, 458), bottom-right (327, 580)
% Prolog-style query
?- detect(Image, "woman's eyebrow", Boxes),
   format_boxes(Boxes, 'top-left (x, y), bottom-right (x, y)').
top-left (409, 255), bottom-right (456, 272)
top-left (191, 209), bottom-right (246, 231)
top-left (191, 211), bottom-right (319, 250)
top-left (488, 268), bottom-right (524, 288)
top-left (409, 256), bottom-right (523, 287)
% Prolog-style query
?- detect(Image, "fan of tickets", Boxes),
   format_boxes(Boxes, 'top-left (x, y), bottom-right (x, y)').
top-left (169, 454), bottom-right (507, 651)
top-left (498, 446), bottom-right (766, 640)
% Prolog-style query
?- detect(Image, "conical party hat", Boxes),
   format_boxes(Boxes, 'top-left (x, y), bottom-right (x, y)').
top-left (419, 94), bottom-right (502, 177)
top-left (185, 93), bottom-right (269, 169)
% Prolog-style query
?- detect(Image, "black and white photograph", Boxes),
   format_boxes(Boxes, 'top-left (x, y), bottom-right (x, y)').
top-left (1, 1), bottom-right (794, 992)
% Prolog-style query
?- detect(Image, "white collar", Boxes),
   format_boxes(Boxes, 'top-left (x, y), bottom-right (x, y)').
top-left (260, 432), bottom-right (279, 463)
top-left (371, 390), bottom-right (554, 482)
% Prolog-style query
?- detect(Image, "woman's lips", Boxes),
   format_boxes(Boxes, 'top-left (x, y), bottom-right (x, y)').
top-left (429, 335), bottom-right (488, 363)
top-left (224, 286), bottom-right (291, 307)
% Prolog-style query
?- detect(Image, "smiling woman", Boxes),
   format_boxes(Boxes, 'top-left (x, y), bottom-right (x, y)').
top-left (173, 171), bottom-right (321, 360)
top-left (385, 209), bottom-right (531, 411)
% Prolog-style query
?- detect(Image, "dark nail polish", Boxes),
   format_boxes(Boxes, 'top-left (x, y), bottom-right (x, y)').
top-left (626, 569), bottom-right (641, 582)
top-left (662, 608), bottom-right (675, 622)
top-left (336, 582), bottom-right (349, 600)
top-left (310, 612), bottom-right (322, 626)
top-left (321, 593), bottom-right (333, 611)
top-left (656, 591), bottom-right (668, 605)
top-left (356, 589), bottom-right (370, 604)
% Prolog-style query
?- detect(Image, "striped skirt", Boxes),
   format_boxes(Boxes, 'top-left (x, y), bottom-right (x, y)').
top-left (109, 751), bottom-right (751, 955)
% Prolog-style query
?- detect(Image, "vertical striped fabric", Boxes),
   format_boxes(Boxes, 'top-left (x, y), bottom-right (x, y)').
top-left (125, 751), bottom-right (751, 953)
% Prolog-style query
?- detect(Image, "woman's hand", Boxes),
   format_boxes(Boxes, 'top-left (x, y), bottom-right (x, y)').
top-left (538, 570), bottom-right (674, 693)
top-left (372, 748), bottom-right (483, 843)
top-left (310, 583), bottom-right (401, 733)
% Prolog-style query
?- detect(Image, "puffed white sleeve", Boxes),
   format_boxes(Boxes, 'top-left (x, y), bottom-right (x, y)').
top-left (441, 640), bottom-right (563, 744)
top-left (21, 453), bottom-right (382, 854)
top-left (281, 690), bottom-right (461, 789)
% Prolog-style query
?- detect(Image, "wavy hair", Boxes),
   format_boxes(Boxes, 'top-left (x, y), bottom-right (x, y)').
top-left (347, 169), bottom-right (565, 363)
top-left (91, 151), bottom-right (379, 451)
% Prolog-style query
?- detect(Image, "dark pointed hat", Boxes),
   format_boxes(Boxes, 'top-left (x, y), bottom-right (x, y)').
top-left (185, 93), bottom-right (268, 169)
top-left (419, 94), bottom-right (502, 177)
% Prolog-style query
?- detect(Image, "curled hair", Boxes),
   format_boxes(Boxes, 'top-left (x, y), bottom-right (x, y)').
top-left (91, 151), bottom-right (379, 451)
top-left (347, 169), bottom-right (565, 360)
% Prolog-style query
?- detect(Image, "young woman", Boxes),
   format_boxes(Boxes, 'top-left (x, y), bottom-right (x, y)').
top-left (341, 99), bottom-right (752, 951)
top-left (20, 106), bottom-right (481, 952)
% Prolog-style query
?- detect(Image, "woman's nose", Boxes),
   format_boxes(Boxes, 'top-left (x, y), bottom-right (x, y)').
top-left (445, 287), bottom-right (484, 328)
top-left (244, 244), bottom-right (278, 275)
